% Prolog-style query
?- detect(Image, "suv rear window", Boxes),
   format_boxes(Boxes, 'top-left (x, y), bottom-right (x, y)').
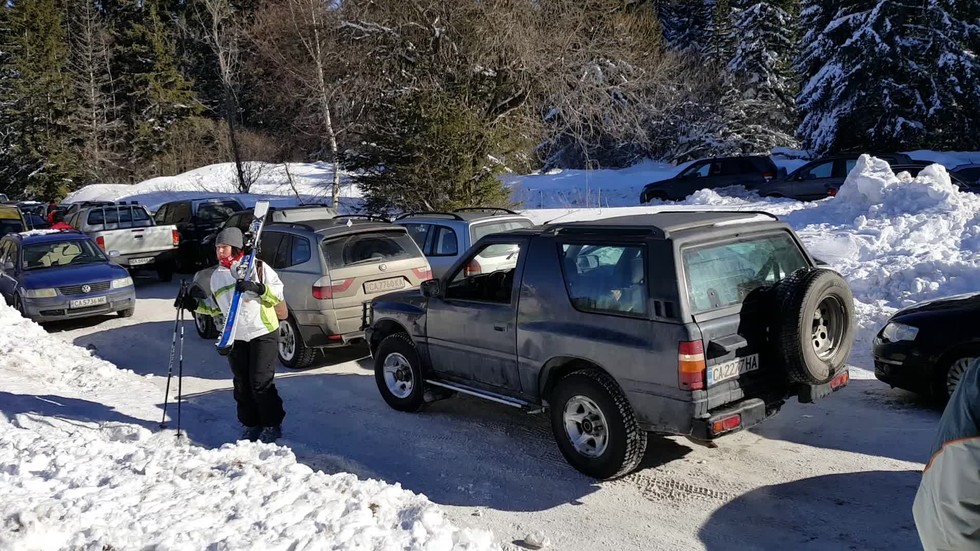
top-left (471, 219), bottom-right (533, 257)
top-left (198, 201), bottom-right (240, 223)
top-left (321, 231), bottom-right (422, 269)
top-left (683, 233), bottom-right (808, 313)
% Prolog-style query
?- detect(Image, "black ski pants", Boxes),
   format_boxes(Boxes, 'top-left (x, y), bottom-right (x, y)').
top-left (228, 330), bottom-right (285, 428)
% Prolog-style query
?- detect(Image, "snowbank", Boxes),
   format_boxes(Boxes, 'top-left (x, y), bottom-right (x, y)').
top-left (63, 162), bottom-right (363, 213)
top-left (0, 302), bottom-right (498, 551)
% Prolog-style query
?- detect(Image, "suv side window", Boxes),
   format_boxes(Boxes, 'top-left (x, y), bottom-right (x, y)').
top-left (155, 204), bottom-right (170, 224)
top-left (682, 162), bottom-right (710, 178)
top-left (402, 223), bottom-right (432, 251)
top-left (291, 235), bottom-right (311, 266)
top-left (431, 226), bottom-right (458, 256)
top-left (259, 231), bottom-right (286, 268)
top-left (171, 202), bottom-right (192, 224)
top-left (445, 241), bottom-right (522, 304)
top-left (559, 244), bottom-right (647, 316)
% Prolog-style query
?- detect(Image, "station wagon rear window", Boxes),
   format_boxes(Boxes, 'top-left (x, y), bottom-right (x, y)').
top-left (321, 231), bottom-right (422, 268)
top-left (683, 233), bottom-right (808, 313)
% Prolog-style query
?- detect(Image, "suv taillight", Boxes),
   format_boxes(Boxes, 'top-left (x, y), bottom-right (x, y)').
top-left (464, 259), bottom-right (482, 277)
top-left (313, 278), bottom-right (353, 300)
top-left (96, 236), bottom-right (105, 249)
top-left (412, 266), bottom-right (432, 280)
top-left (678, 340), bottom-right (706, 390)
top-left (172, 229), bottom-right (180, 247)
top-left (827, 187), bottom-right (838, 197)
top-left (761, 171), bottom-right (776, 180)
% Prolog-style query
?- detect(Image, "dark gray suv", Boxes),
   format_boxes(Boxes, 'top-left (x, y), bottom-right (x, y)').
top-left (640, 156), bottom-right (779, 202)
top-left (365, 211), bottom-right (855, 478)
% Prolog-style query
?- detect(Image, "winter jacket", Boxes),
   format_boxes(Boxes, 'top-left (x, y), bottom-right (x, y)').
top-left (195, 258), bottom-right (285, 342)
top-left (912, 359), bottom-right (980, 551)
top-left (50, 222), bottom-right (73, 231)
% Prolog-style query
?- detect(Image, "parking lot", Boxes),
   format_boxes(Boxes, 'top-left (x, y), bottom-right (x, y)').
top-left (41, 276), bottom-right (935, 550)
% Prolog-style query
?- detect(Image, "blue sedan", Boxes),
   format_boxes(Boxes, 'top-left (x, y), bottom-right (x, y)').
top-left (0, 230), bottom-right (136, 322)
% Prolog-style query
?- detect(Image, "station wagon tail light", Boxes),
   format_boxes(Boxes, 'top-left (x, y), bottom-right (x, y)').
top-left (95, 236), bottom-right (106, 249)
top-left (172, 229), bottom-right (180, 246)
top-left (412, 266), bottom-right (432, 280)
top-left (827, 188), bottom-right (838, 197)
top-left (313, 277), bottom-right (353, 299)
top-left (678, 340), bottom-right (706, 390)
top-left (464, 259), bottom-right (482, 277)
top-left (762, 171), bottom-right (776, 180)
top-left (711, 414), bottom-right (741, 436)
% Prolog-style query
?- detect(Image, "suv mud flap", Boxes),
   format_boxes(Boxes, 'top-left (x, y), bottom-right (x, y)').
top-left (691, 397), bottom-right (781, 440)
top-left (797, 368), bottom-right (850, 403)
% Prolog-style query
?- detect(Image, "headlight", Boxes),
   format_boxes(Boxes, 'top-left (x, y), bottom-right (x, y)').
top-left (111, 276), bottom-right (133, 289)
top-left (23, 287), bottom-right (57, 298)
top-left (881, 322), bottom-right (919, 342)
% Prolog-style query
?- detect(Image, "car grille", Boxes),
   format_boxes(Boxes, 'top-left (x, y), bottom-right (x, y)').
top-left (59, 281), bottom-right (110, 295)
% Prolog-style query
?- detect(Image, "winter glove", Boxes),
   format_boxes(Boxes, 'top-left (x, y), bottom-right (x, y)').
top-left (176, 295), bottom-right (198, 311)
top-left (235, 280), bottom-right (265, 296)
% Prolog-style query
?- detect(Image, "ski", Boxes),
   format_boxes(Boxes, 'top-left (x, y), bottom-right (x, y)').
top-left (216, 200), bottom-right (271, 355)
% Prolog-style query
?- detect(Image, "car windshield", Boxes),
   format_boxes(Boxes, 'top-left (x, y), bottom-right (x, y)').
top-left (683, 232), bottom-right (808, 313)
top-left (23, 239), bottom-right (107, 270)
top-left (198, 201), bottom-right (241, 223)
top-left (320, 230), bottom-right (421, 269)
top-left (471, 219), bottom-right (533, 257)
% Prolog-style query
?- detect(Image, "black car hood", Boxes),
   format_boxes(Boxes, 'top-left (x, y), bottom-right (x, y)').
top-left (894, 292), bottom-right (980, 319)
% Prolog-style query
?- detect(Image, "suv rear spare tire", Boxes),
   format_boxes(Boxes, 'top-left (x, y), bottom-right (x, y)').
top-left (550, 368), bottom-right (647, 479)
top-left (773, 268), bottom-right (855, 385)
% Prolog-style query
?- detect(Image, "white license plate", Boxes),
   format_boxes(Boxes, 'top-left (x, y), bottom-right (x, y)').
top-left (69, 296), bottom-right (107, 309)
top-left (129, 257), bottom-right (153, 266)
top-left (707, 353), bottom-right (760, 385)
top-left (364, 277), bottom-right (405, 294)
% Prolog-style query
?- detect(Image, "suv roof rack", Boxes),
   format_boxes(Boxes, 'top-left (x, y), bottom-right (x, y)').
top-left (453, 207), bottom-right (519, 215)
top-left (393, 211), bottom-right (465, 221)
top-left (332, 214), bottom-right (390, 222)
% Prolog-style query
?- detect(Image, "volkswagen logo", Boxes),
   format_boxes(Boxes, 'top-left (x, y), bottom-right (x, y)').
top-left (81, 284), bottom-right (91, 293)
top-left (379, 263), bottom-right (388, 272)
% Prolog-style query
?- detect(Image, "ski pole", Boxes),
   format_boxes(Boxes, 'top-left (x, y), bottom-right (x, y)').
top-left (176, 280), bottom-right (187, 440)
top-left (160, 281), bottom-right (186, 428)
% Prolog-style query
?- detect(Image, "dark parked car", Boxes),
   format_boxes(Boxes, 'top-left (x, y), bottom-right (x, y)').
top-left (760, 153), bottom-right (914, 201)
top-left (366, 211), bottom-right (854, 478)
top-left (640, 156), bottom-right (780, 202)
top-left (153, 197), bottom-right (245, 271)
top-left (0, 230), bottom-right (136, 322)
top-left (874, 293), bottom-right (980, 402)
top-left (951, 163), bottom-right (980, 186)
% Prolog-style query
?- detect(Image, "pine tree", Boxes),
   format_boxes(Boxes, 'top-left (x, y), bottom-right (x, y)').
top-left (794, 0), bottom-right (846, 81)
top-left (798, 0), bottom-right (980, 154)
top-left (708, 0), bottom-right (735, 63)
top-left (109, 0), bottom-right (200, 173)
top-left (727, 1), bottom-right (799, 146)
top-left (2, 0), bottom-right (78, 200)
top-left (68, 0), bottom-right (124, 183)
top-left (654, 0), bottom-right (715, 56)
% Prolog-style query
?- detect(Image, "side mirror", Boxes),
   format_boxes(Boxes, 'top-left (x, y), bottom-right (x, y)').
top-left (420, 279), bottom-right (441, 298)
top-left (108, 250), bottom-right (121, 258)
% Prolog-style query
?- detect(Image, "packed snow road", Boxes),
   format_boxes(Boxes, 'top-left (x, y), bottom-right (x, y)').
top-left (44, 276), bottom-right (935, 551)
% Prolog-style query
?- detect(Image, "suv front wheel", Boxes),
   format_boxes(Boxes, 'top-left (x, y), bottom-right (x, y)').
top-left (374, 333), bottom-right (425, 412)
top-left (550, 369), bottom-right (647, 479)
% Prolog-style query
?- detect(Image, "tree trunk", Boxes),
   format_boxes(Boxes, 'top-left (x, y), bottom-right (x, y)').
top-left (224, 85), bottom-right (248, 193)
top-left (310, 8), bottom-right (341, 207)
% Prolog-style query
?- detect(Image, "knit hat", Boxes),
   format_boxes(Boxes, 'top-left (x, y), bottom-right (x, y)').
top-left (215, 227), bottom-right (244, 249)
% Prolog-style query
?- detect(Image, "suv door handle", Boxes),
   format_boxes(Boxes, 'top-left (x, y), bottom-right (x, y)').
top-left (493, 324), bottom-right (507, 332)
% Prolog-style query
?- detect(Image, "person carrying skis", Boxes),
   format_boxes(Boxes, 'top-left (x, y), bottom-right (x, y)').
top-left (178, 226), bottom-right (286, 443)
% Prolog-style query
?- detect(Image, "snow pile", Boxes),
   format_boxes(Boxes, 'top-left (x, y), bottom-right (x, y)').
top-left (0, 302), bottom-right (498, 551)
top-left (63, 162), bottom-right (362, 213)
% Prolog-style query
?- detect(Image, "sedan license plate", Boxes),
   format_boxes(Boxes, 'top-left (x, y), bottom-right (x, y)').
top-left (129, 257), bottom-right (153, 266)
top-left (707, 353), bottom-right (760, 385)
top-left (364, 277), bottom-right (405, 294)
top-left (69, 296), bottom-right (107, 309)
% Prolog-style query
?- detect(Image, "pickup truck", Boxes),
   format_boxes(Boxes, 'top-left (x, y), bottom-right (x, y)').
top-left (66, 202), bottom-right (179, 281)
